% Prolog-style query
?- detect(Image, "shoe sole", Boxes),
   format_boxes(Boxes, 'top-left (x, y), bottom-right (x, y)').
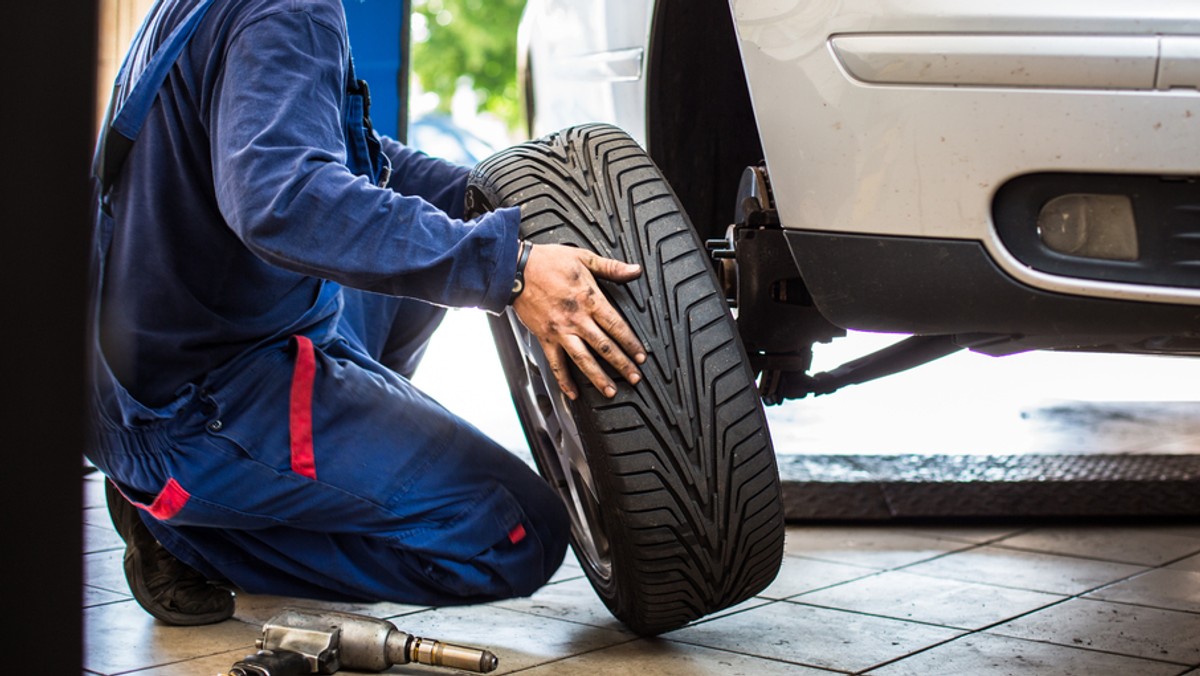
top-left (122, 542), bottom-right (234, 626)
top-left (107, 479), bottom-right (234, 626)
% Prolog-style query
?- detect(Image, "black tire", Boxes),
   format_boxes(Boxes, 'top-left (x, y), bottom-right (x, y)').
top-left (466, 124), bottom-right (784, 635)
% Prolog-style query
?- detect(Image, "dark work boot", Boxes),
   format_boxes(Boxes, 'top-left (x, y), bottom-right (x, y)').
top-left (105, 479), bottom-right (235, 625)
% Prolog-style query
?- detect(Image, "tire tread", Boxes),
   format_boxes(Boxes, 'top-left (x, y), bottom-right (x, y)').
top-left (468, 124), bottom-right (783, 635)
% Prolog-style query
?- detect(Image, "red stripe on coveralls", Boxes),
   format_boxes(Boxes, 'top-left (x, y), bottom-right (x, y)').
top-left (146, 477), bottom-right (190, 520)
top-left (508, 524), bottom-right (527, 544)
top-left (290, 335), bottom-right (318, 479)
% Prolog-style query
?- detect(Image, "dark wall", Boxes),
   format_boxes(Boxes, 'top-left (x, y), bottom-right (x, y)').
top-left (0, 3), bottom-right (94, 665)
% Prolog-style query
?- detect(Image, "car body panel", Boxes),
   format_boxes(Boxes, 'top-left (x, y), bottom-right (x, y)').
top-left (521, 0), bottom-right (1200, 329)
top-left (519, 0), bottom-right (654, 141)
top-left (728, 0), bottom-right (1200, 306)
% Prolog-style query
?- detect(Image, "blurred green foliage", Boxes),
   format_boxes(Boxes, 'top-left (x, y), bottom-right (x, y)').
top-left (411, 0), bottom-right (526, 133)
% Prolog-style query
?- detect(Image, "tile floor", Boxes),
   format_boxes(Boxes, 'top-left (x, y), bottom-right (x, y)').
top-left (83, 469), bottom-right (1200, 675)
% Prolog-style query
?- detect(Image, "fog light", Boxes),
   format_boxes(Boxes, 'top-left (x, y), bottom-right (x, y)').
top-left (1036, 193), bottom-right (1138, 261)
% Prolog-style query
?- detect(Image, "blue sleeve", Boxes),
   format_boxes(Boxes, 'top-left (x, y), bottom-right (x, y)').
top-left (378, 134), bottom-right (471, 220)
top-left (209, 8), bottom-right (519, 312)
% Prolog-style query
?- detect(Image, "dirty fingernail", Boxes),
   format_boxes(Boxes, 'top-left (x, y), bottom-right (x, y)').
top-left (628, 372), bottom-right (641, 385)
top-left (604, 386), bottom-right (617, 397)
top-left (635, 352), bottom-right (647, 364)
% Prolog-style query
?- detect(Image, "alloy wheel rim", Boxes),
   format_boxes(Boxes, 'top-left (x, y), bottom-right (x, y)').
top-left (506, 311), bottom-right (613, 582)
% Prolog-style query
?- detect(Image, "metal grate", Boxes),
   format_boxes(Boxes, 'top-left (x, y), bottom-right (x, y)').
top-left (778, 454), bottom-right (1200, 520)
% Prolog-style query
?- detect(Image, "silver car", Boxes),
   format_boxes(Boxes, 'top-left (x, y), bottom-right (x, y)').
top-left (520, 0), bottom-right (1199, 374)
top-left (467, 0), bottom-right (1200, 635)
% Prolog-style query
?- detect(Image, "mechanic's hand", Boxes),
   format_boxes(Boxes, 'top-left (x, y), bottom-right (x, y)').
top-left (512, 243), bottom-right (647, 400)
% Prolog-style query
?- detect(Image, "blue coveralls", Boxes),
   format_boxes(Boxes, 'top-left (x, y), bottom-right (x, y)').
top-left (87, 0), bottom-right (568, 606)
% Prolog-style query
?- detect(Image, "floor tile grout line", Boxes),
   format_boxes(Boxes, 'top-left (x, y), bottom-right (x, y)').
top-left (881, 536), bottom-right (1168, 598)
top-left (775, 595), bottom-right (1065, 634)
top-left (758, 566), bottom-right (888, 603)
top-left (85, 580), bottom-right (136, 598)
top-left (783, 549), bottom-right (965, 573)
top-left (895, 550), bottom-right (1180, 616)
top-left (850, 579), bottom-right (1196, 674)
top-left (82, 596), bottom-right (134, 612)
top-left (849, 535), bottom-right (1200, 672)
top-left (768, 536), bottom-right (1125, 603)
top-left (496, 634), bottom-right (856, 675)
top-left (1157, 548), bottom-right (1200, 568)
top-left (788, 534), bottom-right (1017, 576)
top-left (783, 553), bottom-right (892, 570)
top-left (885, 564), bottom-right (1135, 597)
top-left (898, 574), bottom-right (1198, 669)
top-left (772, 561), bottom-right (1200, 669)
top-left (904, 525), bottom-right (1041, 547)
top-left (475, 601), bottom-right (639, 635)
top-left (1070, 593), bottom-right (1200, 616)
top-left (964, 633), bottom-right (1200, 672)
top-left (497, 636), bottom-right (642, 674)
top-left (663, 594), bottom-right (985, 675)
top-left (850, 630), bottom-right (972, 675)
top-left (1081, 555), bottom-right (1200, 604)
top-left (852, 625), bottom-right (1194, 675)
top-left (112, 643), bottom-right (261, 676)
top-left (833, 586), bottom-right (1146, 642)
top-left (373, 606), bottom-right (437, 622)
top-left (883, 538), bottom-right (1024, 578)
top-left (657, 632), bottom-right (857, 675)
top-left (985, 540), bottom-right (1200, 568)
top-left (661, 596), bottom-right (783, 629)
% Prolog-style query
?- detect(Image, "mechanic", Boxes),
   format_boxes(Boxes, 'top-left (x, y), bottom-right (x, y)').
top-left (88, 0), bottom-right (645, 626)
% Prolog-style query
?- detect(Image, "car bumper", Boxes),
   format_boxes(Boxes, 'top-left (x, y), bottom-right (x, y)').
top-left (730, 0), bottom-right (1200, 306)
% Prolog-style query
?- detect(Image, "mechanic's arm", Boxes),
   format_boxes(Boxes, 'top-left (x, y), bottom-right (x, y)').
top-left (214, 11), bottom-right (642, 393)
top-left (211, 12), bottom-right (517, 311)
top-left (512, 243), bottom-right (646, 400)
top-left (378, 136), bottom-right (646, 398)
top-left (377, 135), bottom-right (470, 219)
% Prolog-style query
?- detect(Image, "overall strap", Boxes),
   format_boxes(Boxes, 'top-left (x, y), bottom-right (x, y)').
top-left (88, 0), bottom-right (216, 424)
top-left (345, 52), bottom-right (392, 187)
top-left (93, 0), bottom-right (216, 194)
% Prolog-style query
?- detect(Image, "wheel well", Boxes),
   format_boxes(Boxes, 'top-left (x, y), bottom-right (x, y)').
top-left (646, 0), bottom-right (764, 241)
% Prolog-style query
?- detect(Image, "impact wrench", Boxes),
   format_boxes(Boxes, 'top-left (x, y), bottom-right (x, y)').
top-left (220, 607), bottom-right (499, 675)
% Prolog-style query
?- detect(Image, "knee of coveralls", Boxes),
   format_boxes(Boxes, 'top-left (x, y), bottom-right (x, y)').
top-left (397, 469), bottom-right (571, 603)
top-left (139, 425), bottom-right (572, 606)
top-left (286, 338), bottom-right (571, 602)
top-left (319, 399), bottom-right (571, 603)
top-left (142, 465), bottom-right (571, 606)
top-left (135, 336), bottom-right (570, 605)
